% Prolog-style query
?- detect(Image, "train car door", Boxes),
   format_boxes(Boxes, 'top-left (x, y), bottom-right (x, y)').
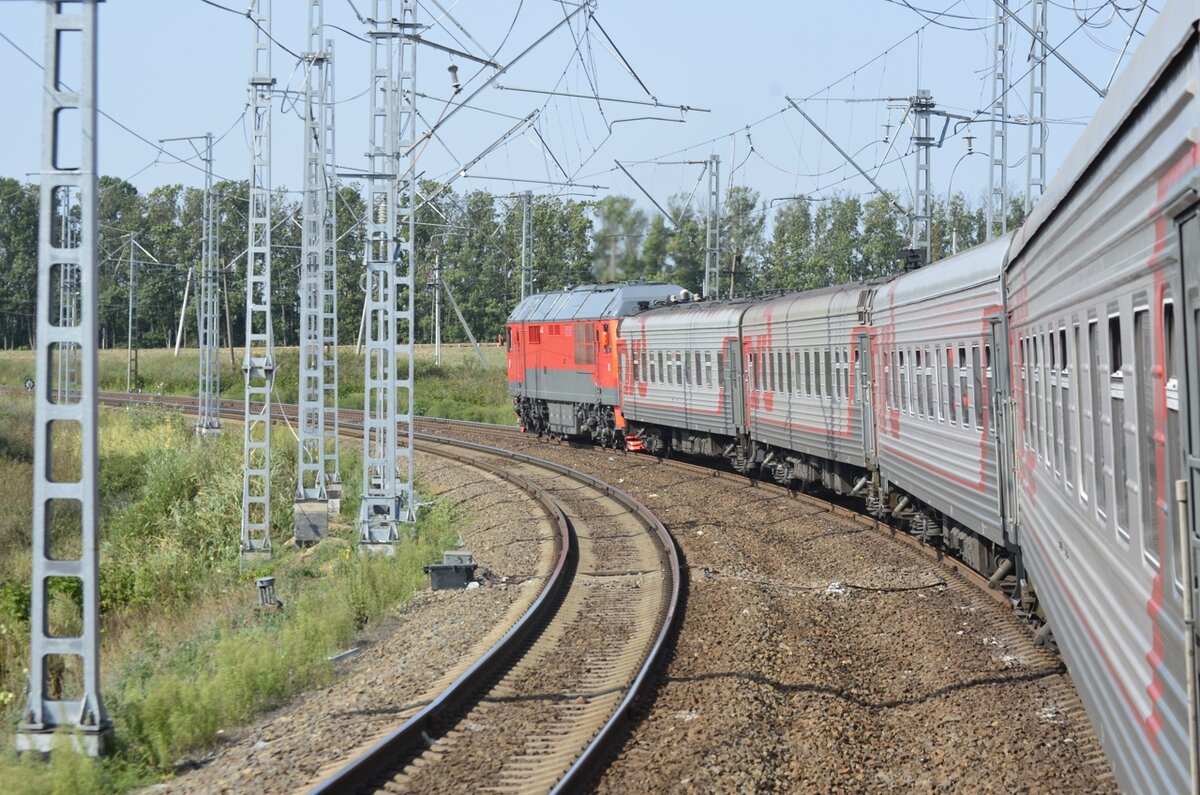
top-left (855, 332), bottom-right (875, 467)
top-left (723, 338), bottom-right (745, 436)
top-left (1179, 209), bottom-right (1200, 794)
top-left (990, 316), bottom-right (1017, 546)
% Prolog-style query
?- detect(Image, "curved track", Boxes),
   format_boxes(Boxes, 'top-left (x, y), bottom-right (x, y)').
top-left (89, 391), bottom-right (680, 794)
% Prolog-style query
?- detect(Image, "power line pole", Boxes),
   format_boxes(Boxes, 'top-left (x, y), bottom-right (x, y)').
top-left (20, 0), bottom-right (111, 756)
top-left (126, 234), bottom-right (136, 392)
top-left (360, 0), bottom-right (419, 547)
top-left (520, 190), bottom-right (533, 300)
top-left (1025, 0), bottom-right (1047, 213)
top-left (242, 0), bottom-right (275, 558)
top-left (912, 90), bottom-right (934, 264)
top-left (987, 1), bottom-right (1010, 239)
top-left (703, 154), bottom-right (720, 299)
top-left (296, 0), bottom-right (333, 542)
top-left (197, 133), bottom-right (220, 434)
top-left (321, 38), bottom-right (341, 513)
top-left (433, 252), bottom-right (442, 365)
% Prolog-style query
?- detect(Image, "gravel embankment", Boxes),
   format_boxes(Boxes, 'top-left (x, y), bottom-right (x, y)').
top-left (434, 432), bottom-right (1115, 794)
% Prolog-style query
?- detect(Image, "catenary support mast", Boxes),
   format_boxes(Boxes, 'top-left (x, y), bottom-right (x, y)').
top-left (360, 0), bottom-right (419, 545)
top-left (703, 154), bottom-right (720, 298)
top-left (19, 0), bottom-right (111, 756)
top-left (242, 0), bottom-right (275, 556)
top-left (197, 133), bottom-right (220, 434)
top-left (987, 1), bottom-right (1009, 239)
top-left (1025, 0), bottom-right (1047, 212)
top-left (297, 0), bottom-right (331, 532)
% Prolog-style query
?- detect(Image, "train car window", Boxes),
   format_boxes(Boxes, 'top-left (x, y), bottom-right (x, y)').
top-left (1134, 307), bottom-right (1157, 566)
top-left (945, 347), bottom-right (956, 425)
top-left (1164, 297), bottom-right (1181, 584)
top-left (832, 350), bottom-right (840, 400)
top-left (1049, 332), bottom-right (1061, 475)
top-left (898, 350), bottom-right (908, 414)
top-left (717, 351), bottom-right (725, 386)
top-left (676, 352), bottom-right (684, 386)
top-left (913, 349), bottom-right (922, 417)
top-left (972, 345), bottom-right (984, 430)
top-left (842, 348), bottom-right (850, 401)
top-left (1061, 327), bottom-right (1074, 492)
top-left (1033, 335), bottom-right (1044, 458)
top-left (1072, 325), bottom-right (1083, 501)
top-left (924, 347), bottom-right (935, 422)
top-left (804, 351), bottom-right (812, 396)
top-left (824, 348), bottom-right (834, 399)
top-left (1110, 311), bottom-right (1129, 538)
top-left (887, 351), bottom-right (896, 408)
top-left (768, 350), bottom-right (776, 393)
top-left (1089, 318), bottom-right (1106, 517)
top-left (695, 352), bottom-right (702, 388)
top-left (631, 350), bottom-right (640, 383)
top-left (815, 351), bottom-right (823, 397)
top-left (1020, 338), bottom-right (1030, 447)
top-left (659, 351), bottom-right (666, 385)
top-left (704, 352), bottom-right (713, 389)
top-left (786, 351), bottom-right (793, 394)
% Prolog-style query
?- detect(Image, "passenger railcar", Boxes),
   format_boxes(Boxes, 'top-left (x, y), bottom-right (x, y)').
top-left (870, 235), bottom-right (1013, 576)
top-left (507, 282), bottom-right (682, 445)
top-left (507, 3), bottom-right (1200, 791)
top-left (618, 298), bottom-right (752, 457)
top-left (740, 285), bottom-right (877, 493)
top-left (1004, 2), bottom-right (1199, 790)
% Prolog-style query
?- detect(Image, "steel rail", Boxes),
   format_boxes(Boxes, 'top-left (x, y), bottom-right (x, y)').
top-left (76, 388), bottom-right (680, 793)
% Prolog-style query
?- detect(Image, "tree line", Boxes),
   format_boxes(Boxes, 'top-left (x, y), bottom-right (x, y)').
top-left (0, 175), bottom-right (1026, 351)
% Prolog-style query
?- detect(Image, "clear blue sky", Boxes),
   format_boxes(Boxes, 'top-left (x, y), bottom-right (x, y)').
top-left (0, 0), bottom-right (1160, 218)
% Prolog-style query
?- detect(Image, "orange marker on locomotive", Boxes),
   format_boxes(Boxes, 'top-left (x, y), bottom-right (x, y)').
top-left (506, 283), bottom-right (683, 446)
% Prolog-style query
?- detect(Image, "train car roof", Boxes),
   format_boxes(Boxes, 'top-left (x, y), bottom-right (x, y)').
top-left (742, 282), bottom-right (876, 324)
top-left (1007, 0), bottom-right (1198, 265)
top-left (507, 282), bottom-right (685, 323)
top-left (879, 233), bottom-right (1010, 308)
top-left (620, 296), bottom-right (755, 331)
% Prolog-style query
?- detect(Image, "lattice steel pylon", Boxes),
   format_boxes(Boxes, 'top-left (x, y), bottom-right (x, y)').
top-left (197, 132), bottom-right (221, 434)
top-left (19, 0), bottom-right (111, 756)
top-left (987, 1), bottom-right (1010, 239)
top-left (296, 0), bottom-right (328, 500)
top-left (360, 0), bottom-right (418, 545)
top-left (321, 39), bottom-right (341, 509)
top-left (1025, 0), bottom-right (1047, 213)
top-left (703, 154), bottom-right (720, 299)
top-left (296, 0), bottom-right (335, 542)
top-left (242, 0), bottom-right (276, 557)
top-left (520, 190), bottom-right (533, 301)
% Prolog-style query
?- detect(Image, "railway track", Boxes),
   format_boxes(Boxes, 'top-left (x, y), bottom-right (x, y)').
top-left (88, 390), bottom-right (681, 794)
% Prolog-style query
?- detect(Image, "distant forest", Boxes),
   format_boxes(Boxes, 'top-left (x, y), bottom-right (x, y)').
top-left (0, 175), bottom-right (1026, 350)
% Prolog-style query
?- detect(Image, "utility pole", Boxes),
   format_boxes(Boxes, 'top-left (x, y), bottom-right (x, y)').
top-left (20, 0), bottom-right (111, 756)
top-left (190, 133), bottom-right (221, 434)
top-left (520, 190), bottom-right (533, 300)
top-left (126, 234), bottom-right (136, 392)
top-left (1025, 0), bottom-right (1047, 213)
top-left (433, 252), bottom-right (442, 365)
top-left (987, 1), bottom-right (1010, 239)
top-left (360, 0), bottom-right (419, 546)
top-left (321, 38), bottom-right (341, 512)
top-left (911, 90), bottom-right (934, 264)
top-left (242, 0), bottom-right (275, 557)
top-left (703, 154), bottom-right (720, 299)
top-left (296, 0), bottom-right (334, 542)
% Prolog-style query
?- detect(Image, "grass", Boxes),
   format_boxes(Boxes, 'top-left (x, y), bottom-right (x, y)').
top-left (0, 395), bottom-right (463, 792)
top-left (0, 344), bottom-right (515, 426)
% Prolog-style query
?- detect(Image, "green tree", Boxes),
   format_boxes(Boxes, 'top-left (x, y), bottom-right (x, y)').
top-left (0, 179), bottom-right (39, 347)
top-left (591, 195), bottom-right (647, 281)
